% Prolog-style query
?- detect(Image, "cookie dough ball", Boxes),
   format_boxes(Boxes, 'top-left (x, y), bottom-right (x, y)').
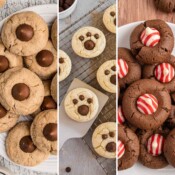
top-left (92, 122), bottom-right (116, 159)
top-left (122, 79), bottom-right (171, 130)
top-left (1, 11), bottom-right (49, 56)
top-left (59, 50), bottom-right (72, 82)
top-left (103, 4), bottom-right (116, 33)
top-left (0, 68), bottom-right (44, 115)
top-left (51, 18), bottom-right (57, 50)
top-left (0, 103), bottom-right (19, 133)
top-left (64, 88), bottom-right (99, 122)
top-left (155, 0), bottom-right (175, 13)
top-left (118, 125), bottom-right (139, 170)
top-left (97, 60), bottom-right (116, 93)
top-left (31, 110), bottom-right (57, 154)
top-left (24, 40), bottom-right (57, 80)
top-left (51, 73), bottom-right (57, 102)
top-left (0, 40), bottom-right (23, 75)
top-left (130, 19), bottom-right (174, 64)
top-left (72, 26), bottom-right (106, 58)
top-left (118, 48), bottom-right (141, 89)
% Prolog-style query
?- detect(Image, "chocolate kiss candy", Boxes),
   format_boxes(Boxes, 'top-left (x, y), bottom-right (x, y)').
top-left (20, 136), bottom-right (36, 153)
top-left (84, 40), bottom-right (95, 50)
top-left (78, 105), bottom-right (89, 116)
top-left (0, 55), bottom-right (9, 73)
top-left (106, 142), bottom-right (116, 152)
top-left (0, 104), bottom-right (7, 118)
top-left (43, 123), bottom-right (57, 141)
top-left (40, 96), bottom-right (57, 111)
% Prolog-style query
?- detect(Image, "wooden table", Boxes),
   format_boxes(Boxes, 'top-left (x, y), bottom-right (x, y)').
top-left (118, 0), bottom-right (175, 26)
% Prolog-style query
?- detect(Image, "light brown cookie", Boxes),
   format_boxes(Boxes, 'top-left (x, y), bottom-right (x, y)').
top-left (51, 18), bottom-right (57, 50)
top-left (51, 74), bottom-right (57, 102)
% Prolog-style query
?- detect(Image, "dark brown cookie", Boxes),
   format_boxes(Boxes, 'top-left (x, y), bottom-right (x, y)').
top-left (122, 79), bottom-right (171, 130)
top-left (139, 130), bottom-right (168, 169)
top-left (118, 48), bottom-right (141, 89)
top-left (155, 0), bottom-right (175, 13)
top-left (118, 125), bottom-right (139, 170)
top-left (130, 19), bottom-right (174, 64)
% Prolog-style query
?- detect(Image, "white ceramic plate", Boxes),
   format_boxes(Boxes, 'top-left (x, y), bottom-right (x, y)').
top-left (118, 22), bottom-right (175, 175)
top-left (0, 4), bottom-right (57, 174)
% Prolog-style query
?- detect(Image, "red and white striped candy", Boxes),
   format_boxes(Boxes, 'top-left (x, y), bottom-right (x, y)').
top-left (154, 63), bottom-right (175, 83)
top-left (118, 140), bottom-right (125, 159)
top-left (118, 106), bottom-right (125, 124)
top-left (137, 94), bottom-right (158, 115)
top-left (140, 27), bottom-right (160, 47)
top-left (118, 59), bottom-right (129, 79)
top-left (147, 134), bottom-right (165, 156)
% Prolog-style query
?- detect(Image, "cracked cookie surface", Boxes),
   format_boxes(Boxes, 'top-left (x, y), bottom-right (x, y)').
top-left (51, 18), bottom-right (57, 50)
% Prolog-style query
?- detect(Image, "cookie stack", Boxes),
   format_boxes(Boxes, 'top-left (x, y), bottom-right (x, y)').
top-left (0, 11), bottom-right (57, 167)
top-left (118, 19), bottom-right (175, 170)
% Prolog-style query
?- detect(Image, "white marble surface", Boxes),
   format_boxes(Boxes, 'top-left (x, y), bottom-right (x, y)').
top-left (0, 1), bottom-right (57, 175)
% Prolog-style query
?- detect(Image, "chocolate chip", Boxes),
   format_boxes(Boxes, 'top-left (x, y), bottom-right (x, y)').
top-left (94, 34), bottom-right (99, 39)
top-left (79, 95), bottom-right (85, 101)
top-left (86, 32), bottom-right (91, 37)
top-left (36, 50), bottom-right (54, 67)
top-left (43, 123), bottom-right (57, 141)
top-left (110, 11), bottom-right (115, 17)
top-left (102, 134), bottom-right (108, 140)
top-left (73, 99), bottom-right (78, 104)
top-left (79, 35), bottom-right (84, 41)
top-left (84, 40), bottom-right (95, 50)
top-left (65, 167), bottom-right (71, 173)
top-left (59, 57), bottom-right (64, 63)
top-left (12, 83), bottom-right (30, 101)
top-left (109, 132), bottom-right (115, 137)
top-left (106, 142), bottom-right (116, 152)
top-left (110, 74), bottom-right (116, 85)
top-left (114, 18), bottom-right (116, 26)
top-left (40, 96), bottom-right (57, 111)
top-left (111, 66), bottom-right (116, 71)
top-left (87, 98), bottom-right (93, 104)
top-left (105, 70), bottom-right (110, 75)
top-left (20, 136), bottom-right (36, 153)
top-left (0, 55), bottom-right (9, 73)
top-left (0, 104), bottom-right (7, 118)
top-left (16, 24), bottom-right (34, 42)
top-left (78, 105), bottom-right (89, 116)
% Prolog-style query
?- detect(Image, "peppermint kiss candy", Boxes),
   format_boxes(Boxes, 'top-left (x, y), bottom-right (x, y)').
top-left (140, 27), bottom-right (160, 47)
top-left (118, 140), bottom-right (125, 159)
top-left (147, 134), bottom-right (165, 156)
top-left (137, 93), bottom-right (158, 115)
top-left (154, 63), bottom-right (175, 83)
top-left (118, 59), bottom-right (128, 79)
top-left (118, 106), bottom-right (125, 124)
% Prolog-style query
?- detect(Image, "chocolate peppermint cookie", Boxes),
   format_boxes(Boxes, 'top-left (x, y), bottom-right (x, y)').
top-left (130, 19), bottom-right (174, 64)
top-left (155, 0), bottom-right (175, 13)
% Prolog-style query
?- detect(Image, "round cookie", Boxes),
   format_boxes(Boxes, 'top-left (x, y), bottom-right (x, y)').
top-left (31, 110), bottom-right (57, 154)
top-left (59, 50), bottom-right (72, 82)
top-left (51, 18), bottom-right (57, 50)
top-left (140, 130), bottom-right (168, 169)
top-left (72, 26), bottom-right (106, 58)
top-left (92, 122), bottom-right (116, 159)
top-left (103, 4), bottom-right (116, 33)
top-left (51, 73), bottom-right (57, 102)
top-left (122, 79), bottom-right (171, 130)
top-left (0, 68), bottom-right (44, 115)
top-left (1, 11), bottom-right (49, 56)
top-left (6, 121), bottom-right (49, 166)
top-left (24, 40), bottom-right (57, 80)
top-left (143, 55), bottom-right (175, 93)
top-left (130, 19), bottom-right (174, 64)
top-left (64, 88), bottom-right (99, 122)
top-left (118, 125), bottom-right (139, 170)
top-left (97, 60), bottom-right (116, 93)
top-left (155, 0), bottom-right (175, 13)
top-left (118, 48), bottom-right (141, 89)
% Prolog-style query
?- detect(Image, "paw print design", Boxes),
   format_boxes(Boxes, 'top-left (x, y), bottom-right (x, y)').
top-left (104, 65), bottom-right (116, 85)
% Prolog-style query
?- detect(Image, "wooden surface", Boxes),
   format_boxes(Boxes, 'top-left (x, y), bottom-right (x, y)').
top-left (118, 0), bottom-right (175, 26)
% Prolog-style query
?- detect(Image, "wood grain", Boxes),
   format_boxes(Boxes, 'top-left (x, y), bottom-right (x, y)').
top-left (118, 0), bottom-right (175, 26)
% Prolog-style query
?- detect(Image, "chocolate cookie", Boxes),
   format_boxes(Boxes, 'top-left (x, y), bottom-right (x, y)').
top-left (122, 79), bottom-right (171, 130)
top-left (155, 0), bottom-right (175, 13)
top-left (118, 125), bottom-right (139, 170)
top-left (143, 55), bottom-right (175, 92)
top-left (59, 0), bottom-right (75, 12)
top-left (140, 130), bottom-right (168, 169)
top-left (130, 19), bottom-right (174, 64)
top-left (118, 48), bottom-right (141, 89)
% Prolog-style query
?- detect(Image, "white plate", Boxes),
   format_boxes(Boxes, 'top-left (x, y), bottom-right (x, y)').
top-left (0, 4), bottom-right (57, 174)
top-left (118, 22), bottom-right (175, 175)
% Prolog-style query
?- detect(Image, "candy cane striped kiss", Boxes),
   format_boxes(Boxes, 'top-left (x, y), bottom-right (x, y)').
top-left (118, 106), bottom-right (125, 124)
top-left (118, 59), bottom-right (128, 79)
top-left (118, 140), bottom-right (125, 159)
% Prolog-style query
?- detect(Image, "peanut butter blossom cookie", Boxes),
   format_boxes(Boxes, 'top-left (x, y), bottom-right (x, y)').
top-left (72, 26), bottom-right (106, 58)
top-left (92, 122), bottom-right (116, 159)
top-left (64, 88), bottom-right (99, 122)
top-left (130, 19), bottom-right (174, 64)
top-left (6, 122), bottom-right (49, 167)
top-left (51, 18), bottom-right (57, 50)
top-left (1, 11), bottom-right (49, 56)
top-left (51, 73), bottom-right (57, 102)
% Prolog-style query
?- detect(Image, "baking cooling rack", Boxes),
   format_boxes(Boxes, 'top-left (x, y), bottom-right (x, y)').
top-left (59, 0), bottom-right (116, 174)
